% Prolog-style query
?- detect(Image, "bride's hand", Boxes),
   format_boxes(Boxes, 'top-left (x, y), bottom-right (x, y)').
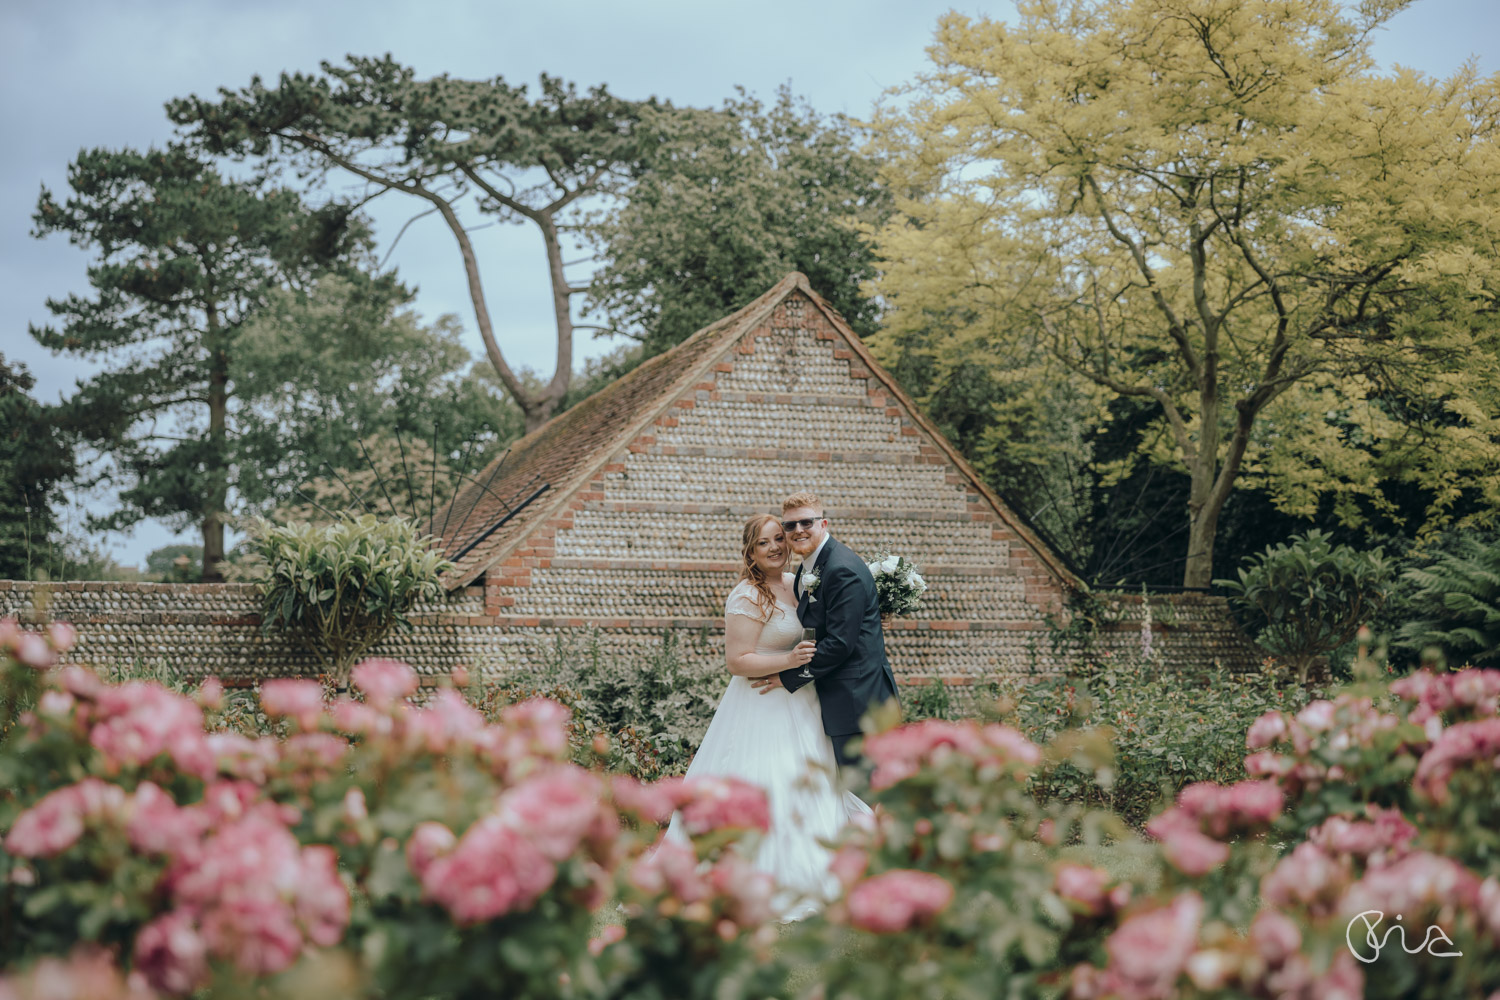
top-left (786, 640), bottom-right (816, 669)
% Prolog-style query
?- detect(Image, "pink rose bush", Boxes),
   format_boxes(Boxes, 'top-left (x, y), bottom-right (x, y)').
top-left (10, 616), bottom-right (1500, 998)
top-left (1069, 656), bottom-right (1500, 999)
top-left (0, 620), bottom-right (790, 1000)
top-left (811, 716), bottom-right (1133, 999)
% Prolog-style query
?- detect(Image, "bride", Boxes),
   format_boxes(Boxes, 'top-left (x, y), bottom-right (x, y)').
top-left (665, 513), bottom-right (872, 919)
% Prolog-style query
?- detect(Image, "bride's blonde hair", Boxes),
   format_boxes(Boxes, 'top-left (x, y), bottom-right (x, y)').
top-left (739, 513), bottom-right (782, 622)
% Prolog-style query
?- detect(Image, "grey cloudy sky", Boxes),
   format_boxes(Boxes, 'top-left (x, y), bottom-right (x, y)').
top-left (2, 0), bottom-right (1496, 567)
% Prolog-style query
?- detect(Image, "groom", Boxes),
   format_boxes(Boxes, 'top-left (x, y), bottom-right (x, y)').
top-left (751, 492), bottom-right (900, 776)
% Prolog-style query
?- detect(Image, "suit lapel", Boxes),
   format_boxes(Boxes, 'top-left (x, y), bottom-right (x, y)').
top-left (797, 537), bottom-right (836, 624)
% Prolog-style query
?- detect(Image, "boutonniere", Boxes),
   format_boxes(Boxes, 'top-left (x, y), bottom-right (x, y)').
top-left (802, 568), bottom-right (821, 603)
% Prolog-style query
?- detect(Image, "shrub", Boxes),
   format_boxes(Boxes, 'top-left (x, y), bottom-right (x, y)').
top-left (254, 514), bottom-right (452, 687)
top-left (900, 676), bottom-right (956, 722)
top-left (1391, 533), bottom-right (1500, 669)
top-left (508, 630), bottom-right (722, 776)
top-left (1000, 659), bottom-right (1309, 826)
top-left (1217, 529), bottom-right (1391, 681)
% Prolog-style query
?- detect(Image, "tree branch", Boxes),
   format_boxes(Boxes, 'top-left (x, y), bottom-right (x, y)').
top-left (1083, 173), bottom-right (1203, 381)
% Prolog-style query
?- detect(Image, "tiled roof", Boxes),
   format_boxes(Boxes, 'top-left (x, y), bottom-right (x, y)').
top-left (427, 273), bottom-right (808, 589)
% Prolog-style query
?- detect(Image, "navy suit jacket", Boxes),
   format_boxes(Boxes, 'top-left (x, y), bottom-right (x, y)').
top-left (779, 536), bottom-right (900, 736)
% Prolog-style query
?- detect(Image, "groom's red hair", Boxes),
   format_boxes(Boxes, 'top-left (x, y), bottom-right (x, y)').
top-left (781, 491), bottom-right (823, 513)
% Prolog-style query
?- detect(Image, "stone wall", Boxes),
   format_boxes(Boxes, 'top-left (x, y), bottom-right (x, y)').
top-left (0, 580), bottom-right (1259, 689)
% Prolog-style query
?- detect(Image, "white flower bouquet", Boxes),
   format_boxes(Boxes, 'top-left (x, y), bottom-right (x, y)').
top-left (867, 554), bottom-right (927, 619)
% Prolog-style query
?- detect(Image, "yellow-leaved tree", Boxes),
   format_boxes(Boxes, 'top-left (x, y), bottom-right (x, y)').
top-left (867, 0), bottom-right (1500, 587)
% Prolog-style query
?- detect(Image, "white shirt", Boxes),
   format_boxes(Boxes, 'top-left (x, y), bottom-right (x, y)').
top-left (798, 535), bottom-right (831, 598)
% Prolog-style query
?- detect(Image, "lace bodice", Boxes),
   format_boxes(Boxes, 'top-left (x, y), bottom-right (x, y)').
top-left (725, 575), bottom-right (803, 655)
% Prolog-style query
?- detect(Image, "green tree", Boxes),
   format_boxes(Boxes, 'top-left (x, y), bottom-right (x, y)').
top-left (170, 60), bottom-right (660, 431)
top-left (144, 543), bottom-right (202, 582)
top-left (0, 357), bottom-right (74, 580)
top-left (867, 0), bottom-right (1500, 588)
top-left (584, 87), bottom-right (890, 354)
top-left (31, 144), bottom-right (395, 581)
top-left (228, 279), bottom-right (520, 521)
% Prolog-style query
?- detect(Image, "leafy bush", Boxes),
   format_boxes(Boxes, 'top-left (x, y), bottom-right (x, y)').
top-left (900, 676), bottom-right (956, 722)
top-left (1391, 533), bottom-right (1500, 669)
top-left (1000, 659), bottom-right (1311, 826)
top-left (505, 630), bottom-right (722, 776)
top-left (254, 514), bottom-right (452, 686)
top-left (1217, 529), bottom-right (1391, 681)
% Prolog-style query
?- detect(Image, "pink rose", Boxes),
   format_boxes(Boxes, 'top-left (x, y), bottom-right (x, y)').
top-left (134, 909), bottom-right (209, 995)
top-left (829, 846), bottom-right (870, 890)
top-left (420, 816), bottom-right (557, 923)
top-left (1100, 892), bottom-right (1204, 998)
top-left (195, 677), bottom-right (225, 711)
top-left (293, 846), bottom-right (349, 947)
top-left (1246, 710), bottom-right (1288, 749)
top-left (1309, 806), bottom-right (1417, 865)
top-left (14, 631), bottom-right (55, 670)
top-left (1413, 717), bottom-right (1500, 804)
top-left (329, 696), bottom-right (387, 737)
top-left (47, 621), bottom-right (77, 654)
top-left (199, 896), bottom-right (304, 976)
top-left (498, 765), bottom-right (605, 861)
top-left (127, 782), bottom-right (209, 857)
top-left (611, 775), bottom-right (684, 826)
top-left (89, 681), bottom-right (207, 772)
top-left (675, 776), bottom-right (771, 836)
top-left (258, 679), bottom-right (324, 730)
top-left (707, 853), bottom-right (776, 927)
top-left (1055, 864), bottom-right (1112, 916)
top-left (498, 698), bottom-right (573, 759)
top-left (1249, 909), bottom-right (1302, 967)
top-left (846, 870), bottom-right (954, 933)
top-left (1340, 851), bottom-right (1482, 918)
top-left (1261, 842), bottom-right (1351, 917)
top-left (588, 923), bottom-right (626, 956)
top-left (350, 658), bottom-right (418, 709)
top-left (4, 779), bottom-right (127, 857)
top-left (406, 821), bottom-right (457, 879)
top-left (629, 841), bottom-right (710, 904)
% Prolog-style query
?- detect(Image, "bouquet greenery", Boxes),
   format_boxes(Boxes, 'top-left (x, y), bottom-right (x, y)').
top-left (867, 554), bottom-right (927, 619)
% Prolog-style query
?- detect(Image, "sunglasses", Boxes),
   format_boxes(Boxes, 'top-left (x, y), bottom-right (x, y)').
top-left (780, 517), bottom-right (825, 532)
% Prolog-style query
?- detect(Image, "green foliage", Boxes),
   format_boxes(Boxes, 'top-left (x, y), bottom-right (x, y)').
top-left (0, 357), bottom-right (73, 581)
top-left (30, 144), bottom-right (402, 580)
top-left (1392, 534), bottom-right (1500, 669)
top-left (1217, 530), bottom-right (1391, 681)
top-left (585, 86), bottom-right (889, 355)
top-left (1001, 660), bottom-right (1310, 827)
top-left (230, 281), bottom-right (519, 519)
top-left (867, 0), bottom-right (1500, 587)
top-left (144, 544), bottom-right (201, 582)
top-left (170, 59), bottom-right (661, 429)
top-left (254, 514), bottom-right (452, 685)
top-left (509, 630), bottom-right (721, 776)
top-left (901, 677), bottom-right (956, 722)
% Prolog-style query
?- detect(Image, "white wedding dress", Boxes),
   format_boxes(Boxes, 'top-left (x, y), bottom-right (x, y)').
top-left (665, 574), bottom-right (872, 920)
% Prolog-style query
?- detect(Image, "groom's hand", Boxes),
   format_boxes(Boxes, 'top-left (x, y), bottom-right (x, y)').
top-left (751, 675), bottom-right (784, 695)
